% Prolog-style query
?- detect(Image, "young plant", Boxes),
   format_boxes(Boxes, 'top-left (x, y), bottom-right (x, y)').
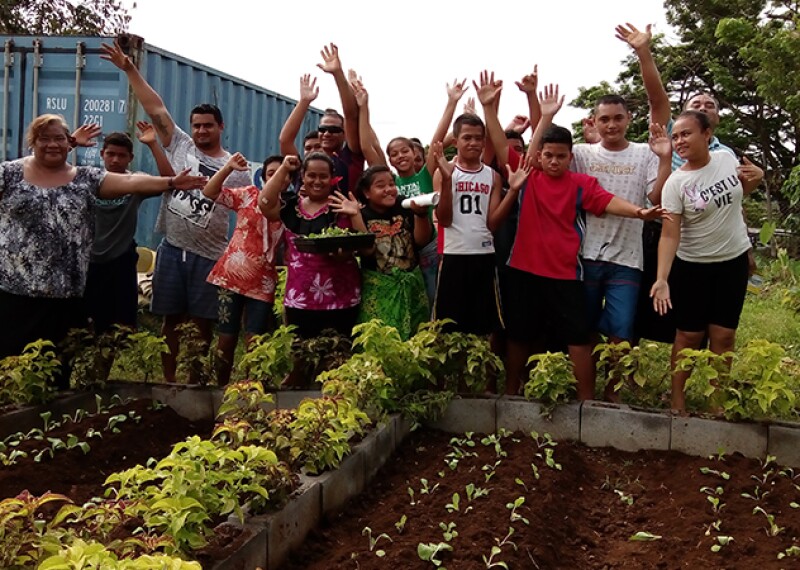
top-left (711, 535), bottom-right (734, 552)
top-left (394, 514), bottom-right (407, 534)
top-left (753, 506), bottom-right (785, 536)
top-left (465, 483), bottom-right (490, 501)
top-left (629, 531), bottom-right (662, 541)
top-left (439, 521), bottom-right (458, 542)
top-left (506, 497), bottom-right (529, 525)
top-left (0, 340), bottom-right (59, 407)
top-left (482, 545), bottom-right (508, 569)
top-left (238, 325), bottom-right (297, 387)
top-left (420, 478), bottom-right (440, 495)
top-left (445, 493), bottom-right (461, 513)
top-left (417, 542), bottom-right (452, 567)
top-left (175, 321), bottom-right (214, 385)
top-left (523, 352), bottom-right (576, 416)
top-left (362, 526), bottom-right (392, 556)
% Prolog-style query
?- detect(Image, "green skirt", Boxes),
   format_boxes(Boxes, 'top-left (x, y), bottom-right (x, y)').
top-left (358, 267), bottom-right (430, 340)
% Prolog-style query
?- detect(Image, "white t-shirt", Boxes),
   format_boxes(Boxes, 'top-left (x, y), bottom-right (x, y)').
top-left (440, 162), bottom-right (495, 254)
top-left (155, 127), bottom-right (251, 260)
top-left (662, 151), bottom-right (751, 263)
top-left (571, 142), bottom-right (657, 270)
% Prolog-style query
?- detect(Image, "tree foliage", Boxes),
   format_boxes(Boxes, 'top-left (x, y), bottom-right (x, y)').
top-left (572, 0), bottom-right (800, 227)
top-left (0, 0), bottom-right (131, 35)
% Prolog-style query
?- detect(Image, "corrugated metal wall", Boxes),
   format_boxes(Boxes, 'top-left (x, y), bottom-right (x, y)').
top-left (1, 35), bottom-right (322, 249)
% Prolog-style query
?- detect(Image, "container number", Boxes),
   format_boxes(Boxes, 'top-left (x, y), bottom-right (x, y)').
top-left (83, 114), bottom-right (104, 127)
top-left (82, 99), bottom-right (126, 113)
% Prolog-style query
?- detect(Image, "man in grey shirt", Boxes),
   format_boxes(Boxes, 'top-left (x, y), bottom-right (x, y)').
top-left (101, 41), bottom-right (250, 383)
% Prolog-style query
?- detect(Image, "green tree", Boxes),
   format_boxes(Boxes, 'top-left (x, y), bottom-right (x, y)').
top-left (0, 0), bottom-right (131, 35)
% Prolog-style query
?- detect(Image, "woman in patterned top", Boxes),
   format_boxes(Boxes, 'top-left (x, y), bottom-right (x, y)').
top-left (0, 114), bottom-right (207, 388)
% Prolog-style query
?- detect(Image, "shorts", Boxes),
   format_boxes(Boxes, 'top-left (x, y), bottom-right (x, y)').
top-left (433, 253), bottom-right (501, 336)
top-left (583, 260), bottom-right (642, 340)
top-left (285, 306), bottom-right (359, 339)
top-left (418, 239), bottom-right (440, 310)
top-left (635, 222), bottom-right (677, 343)
top-left (217, 288), bottom-right (275, 336)
top-left (504, 268), bottom-right (590, 346)
top-left (150, 240), bottom-right (218, 320)
top-left (85, 243), bottom-right (139, 333)
top-left (671, 251), bottom-right (749, 332)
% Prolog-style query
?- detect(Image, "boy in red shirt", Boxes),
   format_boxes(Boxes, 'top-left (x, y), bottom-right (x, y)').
top-left (478, 78), bottom-right (667, 398)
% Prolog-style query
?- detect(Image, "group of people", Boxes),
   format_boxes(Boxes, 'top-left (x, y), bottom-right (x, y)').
top-left (0, 24), bottom-right (763, 411)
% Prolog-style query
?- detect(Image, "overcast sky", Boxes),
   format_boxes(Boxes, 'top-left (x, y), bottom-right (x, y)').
top-left (120, 0), bottom-right (671, 149)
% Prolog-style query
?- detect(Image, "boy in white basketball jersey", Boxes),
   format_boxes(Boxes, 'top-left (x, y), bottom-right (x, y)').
top-left (433, 113), bottom-right (529, 335)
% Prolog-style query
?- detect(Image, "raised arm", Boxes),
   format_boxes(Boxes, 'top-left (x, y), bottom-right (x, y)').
top-left (101, 40), bottom-right (175, 147)
top-left (425, 79), bottom-right (468, 175)
top-left (259, 155), bottom-right (300, 221)
top-left (351, 80), bottom-right (387, 167)
top-left (279, 75), bottom-right (318, 156)
top-left (475, 70), bottom-right (508, 168)
top-left (99, 169), bottom-right (206, 199)
top-left (432, 142), bottom-right (454, 228)
top-left (647, 122), bottom-right (671, 205)
top-left (136, 121), bottom-right (175, 177)
top-left (202, 152), bottom-right (248, 201)
top-left (616, 23), bottom-right (671, 127)
top-left (515, 65), bottom-right (541, 134)
top-left (527, 84), bottom-right (565, 163)
top-left (318, 43), bottom-right (360, 153)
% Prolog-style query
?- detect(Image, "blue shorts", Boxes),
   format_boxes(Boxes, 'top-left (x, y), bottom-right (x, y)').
top-left (418, 239), bottom-right (439, 310)
top-left (583, 260), bottom-right (642, 341)
top-left (150, 240), bottom-right (218, 320)
top-left (217, 289), bottom-right (275, 336)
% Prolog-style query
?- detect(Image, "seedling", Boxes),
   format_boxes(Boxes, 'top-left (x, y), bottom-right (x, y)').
top-left (778, 545), bottom-right (800, 559)
top-left (704, 519), bottom-right (723, 536)
top-left (465, 483), bottom-right (490, 501)
top-left (420, 478), bottom-right (440, 495)
top-left (482, 545), bottom-right (508, 569)
top-left (629, 531), bottom-right (662, 541)
top-left (495, 526), bottom-right (517, 549)
top-left (105, 414), bottom-right (128, 433)
top-left (515, 478), bottom-right (528, 492)
top-left (394, 515), bottom-right (407, 534)
top-left (445, 493), bottom-right (461, 513)
top-left (530, 463), bottom-right (540, 480)
top-left (615, 490), bottom-right (634, 506)
top-left (753, 506), bottom-right (784, 537)
top-left (506, 497), bottom-right (529, 525)
top-left (707, 447), bottom-right (727, 462)
top-left (706, 495), bottom-right (725, 514)
top-left (408, 486), bottom-right (416, 506)
top-left (711, 535), bottom-right (734, 552)
top-left (362, 526), bottom-right (392, 556)
top-left (740, 486), bottom-right (769, 501)
top-left (439, 521), bottom-right (458, 542)
top-left (536, 447), bottom-right (561, 471)
top-left (480, 434), bottom-right (507, 458)
top-left (417, 542), bottom-right (452, 567)
top-left (530, 431), bottom-right (557, 449)
top-left (700, 466), bottom-right (730, 480)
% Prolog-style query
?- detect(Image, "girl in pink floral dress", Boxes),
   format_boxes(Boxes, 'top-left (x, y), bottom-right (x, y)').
top-left (202, 153), bottom-right (286, 383)
top-left (260, 153), bottom-right (363, 338)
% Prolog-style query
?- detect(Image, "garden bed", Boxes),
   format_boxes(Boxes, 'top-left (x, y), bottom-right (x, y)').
top-left (285, 428), bottom-right (800, 569)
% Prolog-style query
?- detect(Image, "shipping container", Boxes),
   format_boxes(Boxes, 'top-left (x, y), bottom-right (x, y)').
top-left (0, 34), bottom-right (323, 249)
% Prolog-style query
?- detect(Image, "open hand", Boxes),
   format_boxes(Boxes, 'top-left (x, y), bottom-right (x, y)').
top-left (100, 40), bottom-right (134, 71)
top-left (136, 121), bottom-right (156, 145)
top-left (328, 190), bottom-right (361, 216)
top-left (71, 123), bottom-right (101, 147)
top-left (582, 118), bottom-right (600, 144)
top-left (515, 65), bottom-right (539, 94)
top-left (648, 123), bottom-right (671, 158)
top-left (506, 154), bottom-right (534, 192)
top-left (317, 43), bottom-right (342, 74)
top-left (615, 23), bottom-right (653, 51)
top-left (473, 70), bottom-right (503, 107)
top-left (463, 97), bottom-right (476, 115)
top-left (299, 74), bottom-right (319, 103)
top-left (737, 156), bottom-right (764, 185)
top-left (650, 278), bottom-right (671, 315)
top-left (638, 206), bottom-right (672, 222)
top-left (172, 168), bottom-right (208, 190)
top-left (505, 115), bottom-right (531, 135)
top-left (351, 79), bottom-right (368, 108)
top-left (447, 78), bottom-right (468, 103)
top-left (431, 141), bottom-right (454, 178)
top-left (539, 84), bottom-right (564, 117)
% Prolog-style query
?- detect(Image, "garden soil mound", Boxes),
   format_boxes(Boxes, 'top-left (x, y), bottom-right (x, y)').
top-left (286, 428), bottom-right (800, 569)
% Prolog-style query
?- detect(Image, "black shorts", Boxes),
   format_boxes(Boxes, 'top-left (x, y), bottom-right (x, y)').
top-left (85, 244), bottom-right (139, 333)
top-left (285, 306), bottom-right (359, 339)
top-left (434, 254), bottom-right (501, 336)
top-left (671, 252), bottom-right (749, 332)
top-left (504, 268), bottom-right (590, 346)
top-left (635, 221), bottom-right (677, 343)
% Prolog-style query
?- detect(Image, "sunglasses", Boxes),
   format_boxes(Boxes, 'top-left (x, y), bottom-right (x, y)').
top-left (318, 125), bottom-right (344, 134)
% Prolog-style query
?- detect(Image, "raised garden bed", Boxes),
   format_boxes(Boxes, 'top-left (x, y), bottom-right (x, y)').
top-left (284, 427), bottom-right (800, 569)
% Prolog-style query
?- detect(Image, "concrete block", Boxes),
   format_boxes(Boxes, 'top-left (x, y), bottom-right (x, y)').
top-left (496, 396), bottom-right (581, 441)
top-left (671, 415), bottom-right (768, 459)
top-left (313, 449), bottom-right (367, 515)
top-left (209, 387), bottom-right (225, 418)
top-left (209, 522), bottom-right (267, 570)
top-left (394, 414), bottom-right (415, 449)
top-left (275, 390), bottom-right (321, 410)
top-left (581, 401), bottom-right (671, 452)
top-left (355, 420), bottom-right (395, 482)
top-left (426, 396), bottom-right (497, 434)
top-left (101, 383), bottom-right (153, 403)
top-left (151, 385), bottom-right (215, 421)
top-left (252, 479), bottom-right (321, 570)
top-left (0, 391), bottom-right (103, 439)
top-left (768, 423), bottom-right (800, 467)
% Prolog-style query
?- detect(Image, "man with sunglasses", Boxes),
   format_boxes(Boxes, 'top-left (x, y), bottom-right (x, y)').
top-left (279, 44), bottom-right (364, 193)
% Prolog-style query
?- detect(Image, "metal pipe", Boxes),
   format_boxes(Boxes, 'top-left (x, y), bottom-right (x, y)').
top-left (71, 42), bottom-right (85, 165)
top-left (31, 39), bottom-right (42, 123)
top-left (2, 40), bottom-right (13, 161)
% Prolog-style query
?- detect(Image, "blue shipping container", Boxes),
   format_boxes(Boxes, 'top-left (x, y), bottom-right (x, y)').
top-left (0, 34), bottom-right (323, 249)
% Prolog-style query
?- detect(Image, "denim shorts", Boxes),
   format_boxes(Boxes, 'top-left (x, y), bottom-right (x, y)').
top-left (150, 240), bottom-right (218, 320)
top-left (217, 288), bottom-right (274, 336)
top-left (583, 260), bottom-right (642, 341)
